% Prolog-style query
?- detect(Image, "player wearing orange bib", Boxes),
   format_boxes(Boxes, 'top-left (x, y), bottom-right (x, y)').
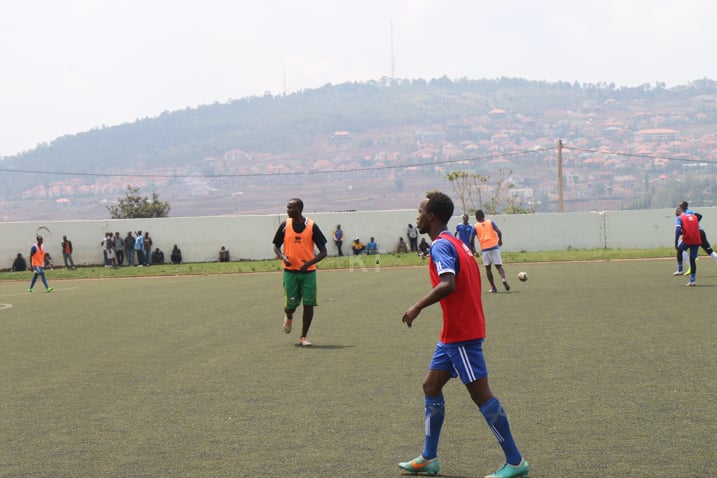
top-left (471, 210), bottom-right (510, 293)
top-left (29, 235), bottom-right (53, 293)
top-left (272, 198), bottom-right (328, 346)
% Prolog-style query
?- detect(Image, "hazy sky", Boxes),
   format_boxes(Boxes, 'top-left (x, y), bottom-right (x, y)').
top-left (1, 0), bottom-right (715, 157)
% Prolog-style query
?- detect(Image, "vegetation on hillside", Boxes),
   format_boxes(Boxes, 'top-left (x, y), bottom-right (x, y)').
top-left (3, 76), bottom-right (717, 212)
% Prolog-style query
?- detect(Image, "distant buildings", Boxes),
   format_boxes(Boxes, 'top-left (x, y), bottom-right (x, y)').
top-left (635, 128), bottom-right (679, 143)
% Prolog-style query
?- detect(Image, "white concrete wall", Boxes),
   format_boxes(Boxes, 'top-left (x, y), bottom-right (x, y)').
top-left (3, 207), bottom-right (713, 269)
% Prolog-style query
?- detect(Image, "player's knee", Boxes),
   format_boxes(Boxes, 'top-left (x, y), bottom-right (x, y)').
top-left (422, 381), bottom-right (441, 396)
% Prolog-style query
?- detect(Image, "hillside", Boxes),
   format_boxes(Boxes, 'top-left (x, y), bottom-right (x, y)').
top-left (2, 77), bottom-right (717, 221)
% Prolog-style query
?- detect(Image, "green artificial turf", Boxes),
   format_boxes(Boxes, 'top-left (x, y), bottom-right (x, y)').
top-left (0, 257), bottom-right (713, 477)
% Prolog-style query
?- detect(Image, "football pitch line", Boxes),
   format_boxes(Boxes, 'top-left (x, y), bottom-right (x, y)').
top-left (0, 285), bottom-right (78, 298)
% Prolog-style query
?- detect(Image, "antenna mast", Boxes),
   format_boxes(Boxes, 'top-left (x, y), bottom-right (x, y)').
top-left (390, 20), bottom-right (395, 79)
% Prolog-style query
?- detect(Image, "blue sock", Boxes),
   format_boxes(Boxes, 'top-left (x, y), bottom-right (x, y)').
top-left (421, 395), bottom-right (445, 460)
top-left (30, 275), bottom-right (38, 288)
top-left (41, 275), bottom-right (49, 288)
top-left (480, 397), bottom-right (522, 465)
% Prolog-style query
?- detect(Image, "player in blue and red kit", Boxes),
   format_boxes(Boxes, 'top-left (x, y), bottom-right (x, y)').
top-left (675, 206), bottom-right (702, 287)
top-left (398, 191), bottom-right (529, 478)
top-left (679, 201), bottom-right (717, 262)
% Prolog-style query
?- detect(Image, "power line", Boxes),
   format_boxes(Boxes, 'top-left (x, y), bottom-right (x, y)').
top-left (563, 146), bottom-right (717, 164)
top-left (0, 147), bottom-right (557, 179)
top-left (0, 144), bottom-right (711, 180)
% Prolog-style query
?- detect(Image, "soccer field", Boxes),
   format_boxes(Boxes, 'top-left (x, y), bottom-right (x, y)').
top-left (1, 259), bottom-right (714, 477)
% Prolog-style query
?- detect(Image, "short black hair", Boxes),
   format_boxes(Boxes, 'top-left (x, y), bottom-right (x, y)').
top-left (425, 191), bottom-right (454, 224)
top-left (475, 209), bottom-right (485, 221)
top-left (289, 198), bottom-right (304, 211)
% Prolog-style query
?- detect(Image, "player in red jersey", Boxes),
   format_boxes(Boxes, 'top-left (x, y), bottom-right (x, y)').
top-left (675, 206), bottom-right (701, 286)
top-left (398, 191), bottom-right (529, 478)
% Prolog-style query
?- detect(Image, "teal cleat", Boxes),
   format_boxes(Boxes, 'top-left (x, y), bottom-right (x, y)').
top-left (485, 458), bottom-right (530, 478)
top-left (28, 288), bottom-right (34, 293)
top-left (46, 287), bottom-right (54, 293)
top-left (398, 455), bottom-right (440, 475)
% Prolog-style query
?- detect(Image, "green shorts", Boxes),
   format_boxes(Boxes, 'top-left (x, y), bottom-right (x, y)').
top-left (283, 270), bottom-right (318, 309)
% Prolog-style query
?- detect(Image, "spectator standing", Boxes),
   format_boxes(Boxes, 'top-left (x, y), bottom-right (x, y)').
top-left (124, 231), bottom-right (136, 266)
top-left (407, 224), bottom-right (419, 252)
top-left (106, 235), bottom-right (116, 268)
top-left (333, 224), bottom-right (345, 256)
top-left (61, 235), bottom-right (76, 270)
top-left (101, 233), bottom-right (111, 266)
top-left (134, 230), bottom-right (145, 267)
top-left (143, 232), bottom-right (153, 266)
top-left (113, 232), bottom-right (124, 266)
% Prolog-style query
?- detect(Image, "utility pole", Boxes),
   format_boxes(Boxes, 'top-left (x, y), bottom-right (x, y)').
top-left (557, 140), bottom-right (564, 212)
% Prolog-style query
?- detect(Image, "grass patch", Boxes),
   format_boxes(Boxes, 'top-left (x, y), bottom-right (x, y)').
top-left (0, 247), bottom-right (675, 282)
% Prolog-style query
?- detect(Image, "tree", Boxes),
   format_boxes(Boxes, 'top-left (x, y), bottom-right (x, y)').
top-left (446, 171), bottom-right (488, 213)
top-left (482, 169), bottom-right (535, 214)
top-left (107, 186), bottom-right (171, 219)
top-left (447, 169), bottom-right (534, 215)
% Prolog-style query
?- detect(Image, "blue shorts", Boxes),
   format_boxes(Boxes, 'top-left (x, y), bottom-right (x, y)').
top-left (32, 266), bottom-right (45, 275)
top-left (429, 339), bottom-right (488, 384)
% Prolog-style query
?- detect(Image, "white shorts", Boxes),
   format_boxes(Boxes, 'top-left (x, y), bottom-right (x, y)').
top-left (480, 249), bottom-right (502, 266)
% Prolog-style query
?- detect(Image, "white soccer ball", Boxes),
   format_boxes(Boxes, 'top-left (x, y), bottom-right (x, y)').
top-left (518, 271), bottom-right (528, 282)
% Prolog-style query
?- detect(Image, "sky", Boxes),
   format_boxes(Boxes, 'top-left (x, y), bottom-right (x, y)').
top-left (1, 0), bottom-right (715, 157)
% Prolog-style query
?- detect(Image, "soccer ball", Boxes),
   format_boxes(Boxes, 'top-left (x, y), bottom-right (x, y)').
top-left (518, 271), bottom-right (528, 282)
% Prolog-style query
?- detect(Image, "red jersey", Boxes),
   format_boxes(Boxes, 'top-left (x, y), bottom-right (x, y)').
top-left (429, 232), bottom-right (486, 343)
top-left (679, 213), bottom-right (701, 245)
